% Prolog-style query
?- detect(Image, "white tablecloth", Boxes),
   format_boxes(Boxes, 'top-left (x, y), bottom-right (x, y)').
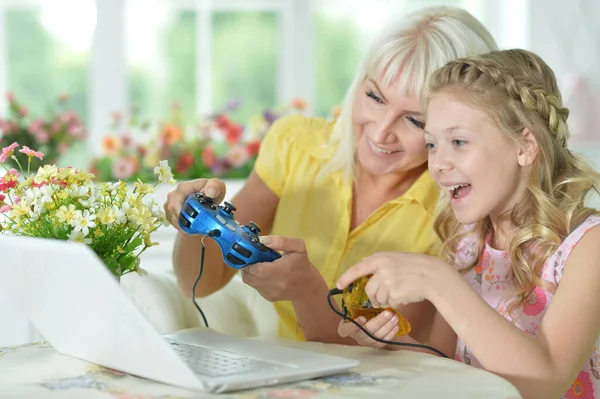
top-left (0, 335), bottom-right (522, 399)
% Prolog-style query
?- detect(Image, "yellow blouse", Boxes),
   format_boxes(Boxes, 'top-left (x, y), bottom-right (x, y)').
top-left (254, 114), bottom-right (441, 341)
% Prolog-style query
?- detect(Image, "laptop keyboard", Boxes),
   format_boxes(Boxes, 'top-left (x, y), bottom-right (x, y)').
top-left (165, 338), bottom-right (289, 377)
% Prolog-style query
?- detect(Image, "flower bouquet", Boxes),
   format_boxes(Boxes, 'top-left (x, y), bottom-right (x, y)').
top-left (0, 141), bottom-right (175, 280)
top-left (0, 92), bottom-right (86, 170)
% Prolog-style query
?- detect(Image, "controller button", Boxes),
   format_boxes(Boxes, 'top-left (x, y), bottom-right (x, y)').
top-left (226, 253), bottom-right (246, 266)
top-left (215, 214), bottom-right (227, 225)
top-left (232, 243), bottom-right (252, 258)
top-left (178, 214), bottom-right (191, 228)
top-left (183, 203), bottom-right (198, 218)
top-left (225, 222), bottom-right (237, 232)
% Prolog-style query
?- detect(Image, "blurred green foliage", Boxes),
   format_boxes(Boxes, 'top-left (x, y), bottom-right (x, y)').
top-left (4, 7), bottom-right (364, 127)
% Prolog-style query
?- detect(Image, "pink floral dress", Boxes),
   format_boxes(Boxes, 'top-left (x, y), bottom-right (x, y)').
top-left (454, 215), bottom-right (600, 399)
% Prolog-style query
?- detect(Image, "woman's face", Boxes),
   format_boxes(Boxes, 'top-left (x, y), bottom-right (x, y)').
top-left (352, 74), bottom-right (428, 177)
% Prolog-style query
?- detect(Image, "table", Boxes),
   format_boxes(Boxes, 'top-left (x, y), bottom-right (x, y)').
top-left (0, 333), bottom-right (522, 399)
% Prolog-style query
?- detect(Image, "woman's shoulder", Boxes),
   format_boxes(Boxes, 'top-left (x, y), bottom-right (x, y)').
top-left (266, 114), bottom-right (336, 158)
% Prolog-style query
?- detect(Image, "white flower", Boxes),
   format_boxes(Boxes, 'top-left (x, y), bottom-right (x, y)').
top-left (55, 204), bottom-right (78, 224)
top-left (68, 230), bottom-right (92, 245)
top-left (113, 205), bottom-right (127, 225)
top-left (68, 184), bottom-right (89, 198)
top-left (79, 191), bottom-right (99, 208)
top-left (34, 165), bottom-right (58, 184)
top-left (96, 206), bottom-right (118, 226)
top-left (134, 180), bottom-right (155, 195)
top-left (153, 160), bottom-right (176, 185)
top-left (23, 188), bottom-right (43, 210)
top-left (71, 209), bottom-right (96, 236)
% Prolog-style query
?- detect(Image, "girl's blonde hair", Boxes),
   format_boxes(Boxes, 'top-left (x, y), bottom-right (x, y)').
top-left (318, 6), bottom-right (497, 182)
top-left (428, 49), bottom-right (600, 315)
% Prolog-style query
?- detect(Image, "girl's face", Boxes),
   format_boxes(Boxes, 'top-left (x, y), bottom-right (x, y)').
top-left (352, 74), bottom-right (428, 177)
top-left (424, 91), bottom-right (529, 225)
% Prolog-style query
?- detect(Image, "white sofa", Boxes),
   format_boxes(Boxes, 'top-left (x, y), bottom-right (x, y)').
top-left (120, 179), bottom-right (281, 340)
top-left (120, 270), bottom-right (280, 338)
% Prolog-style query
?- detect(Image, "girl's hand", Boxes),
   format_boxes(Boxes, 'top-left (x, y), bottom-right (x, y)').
top-left (336, 252), bottom-right (452, 309)
top-left (338, 311), bottom-right (401, 349)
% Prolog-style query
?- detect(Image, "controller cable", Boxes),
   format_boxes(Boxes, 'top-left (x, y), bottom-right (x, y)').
top-left (327, 288), bottom-right (449, 358)
top-left (191, 229), bottom-right (220, 328)
top-left (189, 229), bottom-right (447, 357)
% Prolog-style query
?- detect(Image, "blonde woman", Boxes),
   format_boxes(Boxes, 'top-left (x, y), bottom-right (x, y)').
top-left (164, 6), bottom-right (497, 344)
top-left (338, 49), bottom-right (600, 398)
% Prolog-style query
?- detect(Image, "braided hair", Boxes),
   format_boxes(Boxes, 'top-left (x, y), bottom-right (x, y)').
top-left (428, 49), bottom-right (600, 316)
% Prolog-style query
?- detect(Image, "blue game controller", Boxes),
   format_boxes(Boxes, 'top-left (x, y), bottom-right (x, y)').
top-left (178, 192), bottom-right (281, 269)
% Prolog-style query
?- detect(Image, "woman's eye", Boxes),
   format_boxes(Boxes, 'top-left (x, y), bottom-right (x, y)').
top-left (407, 116), bottom-right (425, 129)
top-left (452, 139), bottom-right (467, 147)
top-left (425, 142), bottom-right (436, 150)
top-left (366, 90), bottom-right (383, 104)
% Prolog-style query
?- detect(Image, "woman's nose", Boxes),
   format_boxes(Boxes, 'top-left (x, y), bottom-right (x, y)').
top-left (371, 118), bottom-right (398, 144)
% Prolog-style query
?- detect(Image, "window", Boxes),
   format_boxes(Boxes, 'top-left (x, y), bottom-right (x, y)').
top-left (126, 1), bottom-right (196, 124)
top-left (4, 0), bottom-right (94, 121)
top-left (211, 11), bottom-right (278, 123)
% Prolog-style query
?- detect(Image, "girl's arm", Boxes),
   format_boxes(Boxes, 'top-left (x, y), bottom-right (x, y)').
top-left (429, 225), bottom-right (600, 399)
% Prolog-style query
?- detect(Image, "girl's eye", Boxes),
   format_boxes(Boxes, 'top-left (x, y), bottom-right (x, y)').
top-left (366, 90), bottom-right (383, 104)
top-left (407, 116), bottom-right (425, 129)
top-left (452, 139), bottom-right (467, 147)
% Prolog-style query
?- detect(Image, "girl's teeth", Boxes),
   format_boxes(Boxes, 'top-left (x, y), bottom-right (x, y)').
top-left (447, 184), bottom-right (468, 192)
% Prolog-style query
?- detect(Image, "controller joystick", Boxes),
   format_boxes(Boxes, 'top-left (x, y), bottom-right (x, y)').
top-left (221, 201), bottom-right (236, 214)
top-left (178, 193), bottom-right (281, 269)
top-left (247, 221), bottom-right (261, 235)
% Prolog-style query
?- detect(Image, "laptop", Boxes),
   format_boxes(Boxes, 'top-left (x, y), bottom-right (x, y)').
top-left (0, 235), bottom-right (359, 393)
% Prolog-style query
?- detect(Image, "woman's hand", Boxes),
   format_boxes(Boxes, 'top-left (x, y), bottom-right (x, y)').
top-left (336, 252), bottom-right (453, 309)
top-left (241, 235), bottom-right (327, 302)
top-left (338, 311), bottom-right (402, 349)
top-left (163, 178), bottom-right (227, 230)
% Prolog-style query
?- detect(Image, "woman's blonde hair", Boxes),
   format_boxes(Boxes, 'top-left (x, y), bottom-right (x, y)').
top-left (428, 49), bottom-right (600, 315)
top-left (319, 5), bottom-right (497, 182)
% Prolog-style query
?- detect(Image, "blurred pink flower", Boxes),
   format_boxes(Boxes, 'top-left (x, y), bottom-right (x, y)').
top-left (112, 157), bottom-right (137, 180)
top-left (0, 142), bottom-right (19, 162)
top-left (18, 146), bottom-right (44, 160)
top-left (227, 145), bottom-right (249, 167)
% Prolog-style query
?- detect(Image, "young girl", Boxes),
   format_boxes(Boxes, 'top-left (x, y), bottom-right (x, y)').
top-left (337, 48), bottom-right (600, 399)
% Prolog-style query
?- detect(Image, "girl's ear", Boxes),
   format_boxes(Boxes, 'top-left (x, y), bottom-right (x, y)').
top-left (517, 128), bottom-right (539, 167)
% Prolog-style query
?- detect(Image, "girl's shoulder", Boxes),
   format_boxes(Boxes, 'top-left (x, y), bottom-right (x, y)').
top-left (546, 214), bottom-right (600, 281)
